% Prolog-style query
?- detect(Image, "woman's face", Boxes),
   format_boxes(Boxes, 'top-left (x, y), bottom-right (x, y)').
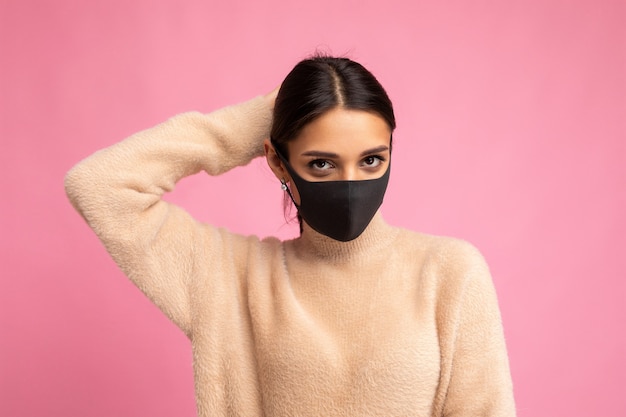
top-left (266, 107), bottom-right (392, 205)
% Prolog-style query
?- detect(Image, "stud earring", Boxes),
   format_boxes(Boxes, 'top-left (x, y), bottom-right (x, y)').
top-left (280, 179), bottom-right (288, 191)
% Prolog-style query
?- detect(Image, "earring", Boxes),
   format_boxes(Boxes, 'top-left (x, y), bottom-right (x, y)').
top-left (280, 179), bottom-right (288, 191)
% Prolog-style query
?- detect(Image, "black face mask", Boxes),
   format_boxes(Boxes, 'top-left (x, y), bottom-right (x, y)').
top-left (272, 141), bottom-right (391, 242)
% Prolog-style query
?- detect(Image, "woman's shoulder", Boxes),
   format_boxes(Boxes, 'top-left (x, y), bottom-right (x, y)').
top-left (393, 227), bottom-right (495, 305)
top-left (197, 223), bottom-right (284, 254)
top-left (393, 226), bottom-right (489, 275)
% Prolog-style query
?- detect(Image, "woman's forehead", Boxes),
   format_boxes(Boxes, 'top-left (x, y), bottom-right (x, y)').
top-left (290, 108), bottom-right (391, 155)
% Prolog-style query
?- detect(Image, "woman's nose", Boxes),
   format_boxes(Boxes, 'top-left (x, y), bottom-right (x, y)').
top-left (339, 167), bottom-right (361, 181)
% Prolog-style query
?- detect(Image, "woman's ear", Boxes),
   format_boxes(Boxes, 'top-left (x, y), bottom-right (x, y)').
top-left (264, 139), bottom-right (290, 183)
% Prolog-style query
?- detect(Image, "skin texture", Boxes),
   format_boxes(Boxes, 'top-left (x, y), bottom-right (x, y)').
top-left (263, 107), bottom-right (392, 205)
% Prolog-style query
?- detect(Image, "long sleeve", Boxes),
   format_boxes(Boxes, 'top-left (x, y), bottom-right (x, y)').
top-left (433, 241), bottom-right (516, 416)
top-left (64, 96), bottom-right (273, 336)
top-left (64, 94), bottom-right (516, 417)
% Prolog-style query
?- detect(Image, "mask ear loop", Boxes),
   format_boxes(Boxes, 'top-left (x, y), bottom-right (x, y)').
top-left (280, 177), bottom-right (298, 207)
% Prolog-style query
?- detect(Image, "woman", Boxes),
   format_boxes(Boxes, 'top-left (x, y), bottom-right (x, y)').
top-left (65, 55), bottom-right (516, 416)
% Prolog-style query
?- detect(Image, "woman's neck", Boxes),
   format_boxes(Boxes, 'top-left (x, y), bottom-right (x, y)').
top-left (289, 212), bottom-right (398, 263)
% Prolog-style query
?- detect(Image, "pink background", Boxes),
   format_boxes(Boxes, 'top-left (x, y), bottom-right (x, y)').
top-left (1, 1), bottom-right (624, 416)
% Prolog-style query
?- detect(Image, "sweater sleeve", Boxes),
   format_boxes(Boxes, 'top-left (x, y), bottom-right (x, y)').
top-left (64, 96), bottom-right (273, 337)
top-left (435, 242), bottom-right (516, 417)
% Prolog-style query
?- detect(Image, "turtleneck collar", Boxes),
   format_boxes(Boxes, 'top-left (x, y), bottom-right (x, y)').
top-left (288, 212), bottom-right (399, 263)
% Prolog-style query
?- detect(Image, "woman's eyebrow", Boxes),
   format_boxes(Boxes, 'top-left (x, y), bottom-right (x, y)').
top-left (301, 146), bottom-right (390, 158)
top-left (301, 145), bottom-right (389, 158)
top-left (301, 150), bottom-right (339, 158)
top-left (359, 145), bottom-right (389, 156)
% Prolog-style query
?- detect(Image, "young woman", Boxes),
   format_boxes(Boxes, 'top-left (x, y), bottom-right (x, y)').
top-left (65, 56), bottom-right (516, 416)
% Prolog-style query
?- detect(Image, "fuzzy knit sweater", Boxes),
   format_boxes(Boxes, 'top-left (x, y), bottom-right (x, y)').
top-left (65, 96), bottom-right (516, 417)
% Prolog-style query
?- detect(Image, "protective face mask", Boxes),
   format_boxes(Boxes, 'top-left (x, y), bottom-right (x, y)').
top-left (272, 142), bottom-right (390, 242)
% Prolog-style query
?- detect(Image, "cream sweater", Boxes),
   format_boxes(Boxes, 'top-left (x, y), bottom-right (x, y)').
top-left (65, 96), bottom-right (516, 416)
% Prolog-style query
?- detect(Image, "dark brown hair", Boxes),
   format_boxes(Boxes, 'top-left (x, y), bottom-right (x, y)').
top-left (271, 55), bottom-right (396, 159)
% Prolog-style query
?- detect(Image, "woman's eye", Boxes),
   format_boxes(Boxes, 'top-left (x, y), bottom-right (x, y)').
top-left (309, 159), bottom-right (333, 170)
top-left (362, 156), bottom-right (383, 167)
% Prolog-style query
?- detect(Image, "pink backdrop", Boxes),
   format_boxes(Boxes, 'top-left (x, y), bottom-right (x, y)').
top-left (1, 1), bottom-right (624, 416)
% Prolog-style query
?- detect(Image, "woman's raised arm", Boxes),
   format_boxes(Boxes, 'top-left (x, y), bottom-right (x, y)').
top-left (64, 95), bottom-right (274, 336)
